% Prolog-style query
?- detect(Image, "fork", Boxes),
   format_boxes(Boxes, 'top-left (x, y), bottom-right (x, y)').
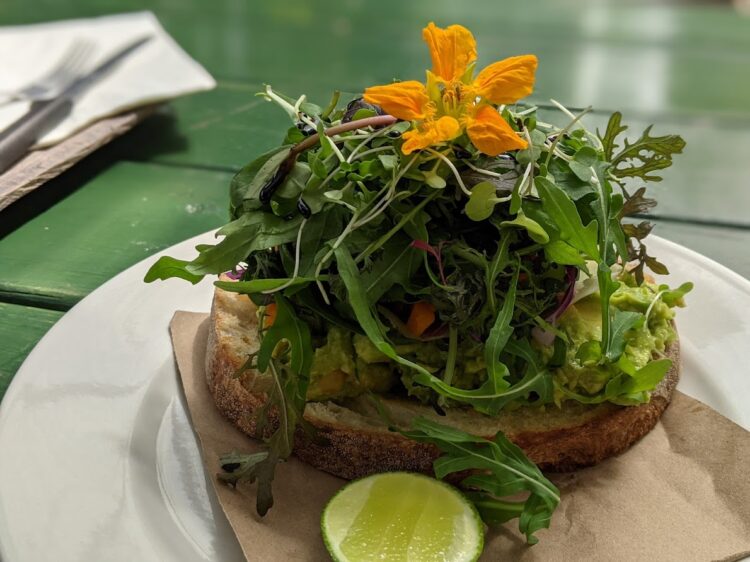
top-left (0, 39), bottom-right (95, 105)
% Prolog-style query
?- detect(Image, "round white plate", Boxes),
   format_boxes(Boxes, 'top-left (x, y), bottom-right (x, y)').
top-left (0, 233), bottom-right (748, 561)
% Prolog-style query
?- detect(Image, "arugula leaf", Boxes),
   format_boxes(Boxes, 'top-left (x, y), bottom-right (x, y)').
top-left (600, 112), bottom-right (686, 183)
top-left (297, 207), bottom-right (346, 276)
top-left (257, 294), bottom-right (313, 375)
top-left (557, 354), bottom-right (672, 406)
top-left (587, 164), bottom-right (627, 269)
top-left (606, 309), bottom-right (644, 362)
top-left (359, 237), bottom-right (421, 303)
top-left (485, 235), bottom-right (512, 314)
top-left (274, 161), bottom-right (311, 200)
top-left (504, 338), bottom-right (545, 373)
top-left (599, 112), bottom-right (628, 161)
top-left (230, 146), bottom-right (293, 217)
top-left (597, 112), bottom-right (685, 287)
top-left (483, 267), bottom-right (520, 389)
top-left (144, 256), bottom-right (204, 284)
top-left (568, 146), bottom-right (599, 182)
top-left (609, 215), bottom-right (629, 262)
top-left (524, 203), bottom-right (586, 267)
top-left (622, 221), bottom-right (653, 241)
top-left (586, 161), bottom-right (628, 361)
top-left (219, 294), bottom-right (313, 516)
top-left (402, 417), bottom-right (560, 545)
top-left (187, 213), bottom-right (303, 275)
top-left (316, 121), bottom-right (335, 158)
top-left (616, 358), bottom-right (672, 395)
top-left (410, 254), bottom-right (551, 414)
top-left (412, 305), bottom-right (554, 415)
top-left (414, 366), bottom-right (553, 415)
top-left (535, 177), bottom-right (600, 260)
top-left (620, 187), bottom-right (657, 217)
top-left (145, 212), bottom-right (300, 284)
top-left (308, 152), bottom-right (329, 179)
top-left (523, 197), bottom-right (587, 267)
top-left (597, 262), bottom-right (621, 359)
top-left (543, 240), bottom-right (586, 266)
top-left (548, 158), bottom-right (597, 201)
top-left (627, 237), bottom-right (670, 286)
top-left (501, 212), bottom-right (549, 244)
top-left (334, 246), bottom-right (434, 379)
top-left (214, 277), bottom-right (315, 294)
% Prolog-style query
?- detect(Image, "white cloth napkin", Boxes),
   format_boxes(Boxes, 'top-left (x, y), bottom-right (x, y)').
top-left (0, 11), bottom-right (216, 147)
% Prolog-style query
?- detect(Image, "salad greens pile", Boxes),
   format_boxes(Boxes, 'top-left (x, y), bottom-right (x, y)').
top-left (146, 80), bottom-right (689, 544)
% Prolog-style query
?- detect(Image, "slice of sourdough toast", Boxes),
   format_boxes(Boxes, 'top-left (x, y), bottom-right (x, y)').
top-left (205, 282), bottom-right (679, 479)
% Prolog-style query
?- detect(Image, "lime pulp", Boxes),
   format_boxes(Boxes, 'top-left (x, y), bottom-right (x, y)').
top-left (321, 472), bottom-right (484, 562)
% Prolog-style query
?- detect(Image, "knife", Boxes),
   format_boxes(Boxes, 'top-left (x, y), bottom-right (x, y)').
top-left (0, 35), bottom-right (153, 174)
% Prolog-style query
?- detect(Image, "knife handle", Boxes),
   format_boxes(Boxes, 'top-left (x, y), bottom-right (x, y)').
top-left (0, 98), bottom-right (73, 174)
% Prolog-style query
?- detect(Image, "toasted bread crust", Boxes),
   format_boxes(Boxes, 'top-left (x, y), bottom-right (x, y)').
top-left (206, 283), bottom-right (680, 478)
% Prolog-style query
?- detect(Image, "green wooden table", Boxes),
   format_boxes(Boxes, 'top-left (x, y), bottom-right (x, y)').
top-left (2, 0), bottom-right (750, 400)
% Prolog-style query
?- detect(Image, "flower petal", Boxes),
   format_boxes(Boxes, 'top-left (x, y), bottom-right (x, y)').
top-left (422, 22), bottom-right (477, 83)
top-left (473, 55), bottom-right (538, 104)
top-left (433, 115), bottom-right (461, 141)
top-left (466, 105), bottom-right (527, 156)
top-left (401, 128), bottom-right (434, 155)
top-left (401, 116), bottom-right (461, 155)
top-left (363, 81), bottom-right (431, 121)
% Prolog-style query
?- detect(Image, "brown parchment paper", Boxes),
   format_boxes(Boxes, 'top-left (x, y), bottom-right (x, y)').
top-left (170, 311), bottom-right (750, 562)
top-left (0, 106), bottom-right (157, 211)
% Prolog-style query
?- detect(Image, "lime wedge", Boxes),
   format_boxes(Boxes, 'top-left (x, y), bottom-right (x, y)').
top-left (321, 472), bottom-right (484, 562)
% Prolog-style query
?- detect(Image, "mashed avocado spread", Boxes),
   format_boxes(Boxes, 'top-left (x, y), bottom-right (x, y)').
top-left (306, 328), bottom-right (394, 400)
top-left (305, 283), bottom-right (677, 406)
top-left (553, 284), bottom-right (676, 398)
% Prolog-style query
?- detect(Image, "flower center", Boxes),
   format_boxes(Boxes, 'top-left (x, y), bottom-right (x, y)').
top-left (438, 80), bottom-right (470, 118)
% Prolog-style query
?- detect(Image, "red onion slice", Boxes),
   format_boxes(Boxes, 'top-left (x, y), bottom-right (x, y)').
top-left (532, 266), bottom-right (578, 346)
top-left (225, 266), bottom-right (246, 280)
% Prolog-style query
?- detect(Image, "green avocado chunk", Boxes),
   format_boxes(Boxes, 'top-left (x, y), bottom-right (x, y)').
top-left (553, 283), bottom-right (677, 399)
top-left (307, 327), bottom-right (397, 400)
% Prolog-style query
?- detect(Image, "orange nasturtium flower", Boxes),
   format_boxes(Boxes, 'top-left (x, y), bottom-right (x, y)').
top-left (363, 23), bottom-right (537, 156)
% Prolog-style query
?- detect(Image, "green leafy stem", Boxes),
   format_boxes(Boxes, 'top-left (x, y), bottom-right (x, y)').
top-left (402, 417), bottom-right (560, 545)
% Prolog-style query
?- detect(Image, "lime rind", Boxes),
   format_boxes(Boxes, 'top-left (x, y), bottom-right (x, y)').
top-left (321, 472), bottom-right (484, 562)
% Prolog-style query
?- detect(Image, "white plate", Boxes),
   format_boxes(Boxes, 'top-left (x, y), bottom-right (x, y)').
top-left (0, 233), bottom-right (748, 562)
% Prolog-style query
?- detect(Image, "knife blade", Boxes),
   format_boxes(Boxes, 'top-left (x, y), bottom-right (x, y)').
top-left (0, 35), bottom-right (153, 174)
